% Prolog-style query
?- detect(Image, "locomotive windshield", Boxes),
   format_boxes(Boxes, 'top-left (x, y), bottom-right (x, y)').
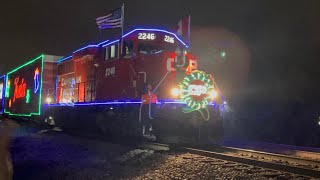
top-left (138, 43), bottom-right (178, 54)
top-left (138, 43), bottom-right (162, 54)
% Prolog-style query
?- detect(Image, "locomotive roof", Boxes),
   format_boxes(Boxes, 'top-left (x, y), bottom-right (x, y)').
top-left (57, 28), bottom-right (189, 64)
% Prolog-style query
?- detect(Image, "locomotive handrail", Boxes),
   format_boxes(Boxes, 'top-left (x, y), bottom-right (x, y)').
top-left (138, 72), bottom-right (146, 83)
top-left (139, 71), bottom-right (171, 126)
top-left (152, 71), bottom-right (170, 95)
top-left (149, 71), bottom-right (171, 119)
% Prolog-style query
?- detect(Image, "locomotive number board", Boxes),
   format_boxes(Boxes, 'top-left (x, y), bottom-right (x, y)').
top-left (137, 32), bottom-right (175, 44)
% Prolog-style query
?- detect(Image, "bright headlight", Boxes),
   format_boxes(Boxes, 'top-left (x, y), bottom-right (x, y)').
top-left (171, 87), bottom-right (180, 97)
top-left (46, 97), bottom-right (52, 104)
top-left (209, 90), bottom-right (218, 99)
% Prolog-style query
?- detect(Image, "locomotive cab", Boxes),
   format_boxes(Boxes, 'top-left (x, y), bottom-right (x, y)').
top-left (120, 29), bottom-right (198, 100)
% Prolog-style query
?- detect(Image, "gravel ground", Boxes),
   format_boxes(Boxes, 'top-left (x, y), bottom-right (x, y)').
top-left (128, 153), bottom-right (312, 180)
top-left (11, 131), bottom-right (133, 180)
top-left (10, 131), bottom-right (313, 180)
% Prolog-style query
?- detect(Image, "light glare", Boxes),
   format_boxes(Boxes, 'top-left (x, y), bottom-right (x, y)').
top-left (171, 88), bottom-right (180, 97)
top-left (209, 90), bottom-right (218, 99)
top-left (46, 97), bottom-right (52, 104)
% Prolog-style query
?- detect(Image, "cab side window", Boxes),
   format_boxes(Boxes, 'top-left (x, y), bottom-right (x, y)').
top-left (105, 43), bottom-right (119, 61)
top-left (122, 40), bottom-right (134, 56)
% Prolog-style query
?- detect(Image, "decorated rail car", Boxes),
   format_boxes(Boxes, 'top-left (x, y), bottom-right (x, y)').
top-left (1, 28), bottom-right (225, 142)
top-left (0, 75), bottom-right (5, 114)
top-left (2, 55), bottom-right (61, 116)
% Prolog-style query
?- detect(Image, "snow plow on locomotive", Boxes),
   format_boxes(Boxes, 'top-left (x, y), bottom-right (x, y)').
top-left (1, 28), bottom-right (225, 142)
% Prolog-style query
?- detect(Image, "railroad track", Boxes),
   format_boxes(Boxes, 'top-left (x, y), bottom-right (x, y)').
top-left (206, 145), bottom-right (320, 169)
top-left (140, 143), bottom-right (320, 179)
top-left (286, 149), bottom-right (320, 161)
top-left (46, 129), bottom-right (320, 178)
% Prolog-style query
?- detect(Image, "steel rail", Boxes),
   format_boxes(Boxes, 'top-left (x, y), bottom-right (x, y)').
top-left (142, 143), bottom-right (320, 178)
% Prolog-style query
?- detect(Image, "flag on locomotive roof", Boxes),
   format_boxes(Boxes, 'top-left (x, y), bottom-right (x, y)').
top-left (174, 15), bottom-right (191, 46)
top-left (96, 6), bottom-right (123, 29)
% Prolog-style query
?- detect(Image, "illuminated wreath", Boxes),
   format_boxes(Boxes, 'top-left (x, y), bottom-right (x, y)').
top-left (179, 70), bottom-right (214, 110)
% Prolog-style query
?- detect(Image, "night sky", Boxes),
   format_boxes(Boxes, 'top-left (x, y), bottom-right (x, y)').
top-left (1, 0), bottom-right (320, 103)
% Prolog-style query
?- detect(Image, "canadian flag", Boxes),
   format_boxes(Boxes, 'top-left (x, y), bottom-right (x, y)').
top-left (174, 16), bottom-right (190, 44)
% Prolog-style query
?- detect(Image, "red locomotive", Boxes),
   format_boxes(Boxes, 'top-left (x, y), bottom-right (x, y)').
top-left (56, 29), bottom-right (198, 103)
top-left (1, 28), bottom-right (225, 142)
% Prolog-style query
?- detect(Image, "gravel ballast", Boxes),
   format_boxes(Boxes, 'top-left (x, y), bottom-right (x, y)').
top-left (10, 131), bottom-right (312, 180)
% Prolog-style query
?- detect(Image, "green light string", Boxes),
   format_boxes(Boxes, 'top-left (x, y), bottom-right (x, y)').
top-left (5, 79), bottom-right (10, 97)
top-left (182, 107), bottom-right (210, 121)
top-left (26, 89), bottom-right (30, 103)
top-left (198, 107), bottom-right (210, 121)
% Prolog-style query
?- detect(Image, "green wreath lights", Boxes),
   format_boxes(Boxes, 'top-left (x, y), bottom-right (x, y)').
top-left (179, 70), bottom-right (214, 110)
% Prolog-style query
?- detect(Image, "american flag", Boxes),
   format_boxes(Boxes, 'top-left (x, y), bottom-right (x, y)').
top-left (96, 7), bottom-right (123, 29)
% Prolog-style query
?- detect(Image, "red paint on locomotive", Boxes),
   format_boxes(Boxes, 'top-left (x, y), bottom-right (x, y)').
top-left (56, 29), bottom-right (198, 103)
